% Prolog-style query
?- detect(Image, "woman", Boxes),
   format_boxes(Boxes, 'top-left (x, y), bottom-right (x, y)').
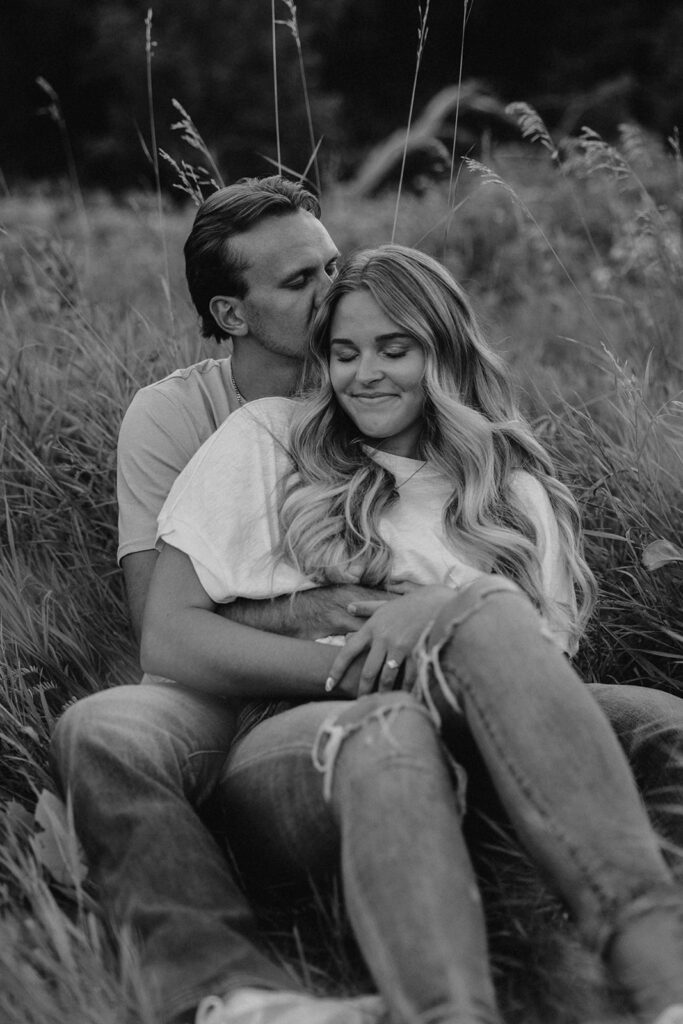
top-left (143, 245), bottom-right (683, 1024)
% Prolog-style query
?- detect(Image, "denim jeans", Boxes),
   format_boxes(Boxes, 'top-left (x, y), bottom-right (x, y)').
top-left (50, 682), bottom-right (297, 1023)
top-left (220, 693), bottom-right (501, 1024)
top-left (50, 585), bottom-right (683, 1024)
top-left (217, 579), bottom-right (683, 1023)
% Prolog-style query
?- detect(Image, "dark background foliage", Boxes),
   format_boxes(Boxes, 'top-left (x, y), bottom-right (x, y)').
top-left (1, 0), bottom-right (682, 192)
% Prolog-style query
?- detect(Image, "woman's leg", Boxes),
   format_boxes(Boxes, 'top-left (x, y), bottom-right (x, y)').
top-left (219, 694), bottom-right (503, 1024)
top-left (415, 577), bottom-right (683, 1020)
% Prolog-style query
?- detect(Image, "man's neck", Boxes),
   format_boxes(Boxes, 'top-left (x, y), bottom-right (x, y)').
top-left (231, 347), bottom-right (301, 402)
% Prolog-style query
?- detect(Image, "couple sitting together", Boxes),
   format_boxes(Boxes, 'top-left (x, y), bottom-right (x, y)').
top-left (53, 176), bottom-right (683, 1024)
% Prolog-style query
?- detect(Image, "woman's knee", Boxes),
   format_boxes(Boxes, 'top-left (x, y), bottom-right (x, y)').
top-left (427, 576), bottom-right (537, 653)
top-left (412, 577), bottom-right (572, 729)
top-left (312, 691), bottom-right (443, 802)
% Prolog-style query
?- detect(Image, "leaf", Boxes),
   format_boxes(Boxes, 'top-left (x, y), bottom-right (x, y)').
top-left (3, 799), bottom-right (34, 832)
top-left (642, 539), bottom-right (683, 571)
top-left (32, 789), bottom-right (88, 888)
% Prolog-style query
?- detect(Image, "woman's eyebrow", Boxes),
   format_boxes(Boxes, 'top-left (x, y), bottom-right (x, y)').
top-left (330, 332), bottom-right (413, 346)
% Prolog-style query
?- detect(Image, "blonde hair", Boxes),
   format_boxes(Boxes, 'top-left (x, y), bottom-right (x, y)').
top-left (278, 245), bottom-right (596, 647)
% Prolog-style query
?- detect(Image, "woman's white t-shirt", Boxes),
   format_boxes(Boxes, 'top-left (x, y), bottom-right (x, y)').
top-left (157, 397), bottom-right (573, 650)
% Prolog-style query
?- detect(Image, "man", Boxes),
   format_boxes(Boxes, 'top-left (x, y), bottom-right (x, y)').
top-left (52, 175), bottom-right (683, 1024)
top-left (51, 177), bottom-right (387, 1024)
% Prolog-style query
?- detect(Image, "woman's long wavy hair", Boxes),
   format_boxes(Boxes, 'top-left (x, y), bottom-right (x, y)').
top-left (279, 244), bottom-right (596, 648)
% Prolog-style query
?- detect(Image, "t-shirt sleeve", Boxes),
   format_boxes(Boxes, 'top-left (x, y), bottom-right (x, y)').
top-left (117, 387), bottom-right (202, 563)
top-left (509, 471), bottom-right (576, 653)
top-left (156, 399), bottom-right (315, 604)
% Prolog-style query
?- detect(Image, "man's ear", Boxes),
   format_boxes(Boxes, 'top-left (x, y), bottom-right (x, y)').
top-left (209, 296), bottom-right (248, 337)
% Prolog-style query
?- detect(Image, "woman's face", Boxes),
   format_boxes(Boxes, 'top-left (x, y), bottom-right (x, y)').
top-left (328, 289), bottom-right (426, 458)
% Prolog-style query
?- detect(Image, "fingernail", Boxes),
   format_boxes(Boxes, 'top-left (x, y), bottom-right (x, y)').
top-left (325, 677), bottom-right (335, 692)
top-left (347, 604), bottom-right (356, 614)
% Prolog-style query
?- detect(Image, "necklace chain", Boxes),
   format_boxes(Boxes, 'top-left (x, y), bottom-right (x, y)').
top-left (231, 366), bottom-right (246, 406)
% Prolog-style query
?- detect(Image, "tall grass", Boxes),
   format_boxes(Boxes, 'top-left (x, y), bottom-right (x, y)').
top-left (1, 26), bottom-right (683, 1019)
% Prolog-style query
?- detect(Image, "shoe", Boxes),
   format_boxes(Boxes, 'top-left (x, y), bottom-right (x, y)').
top-left (195, 987), bottom-right (386, 1024)
top-left (652, 1008), bottom-right (683, 1024)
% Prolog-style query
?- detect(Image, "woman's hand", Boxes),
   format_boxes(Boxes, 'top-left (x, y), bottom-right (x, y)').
top-left (325, 585), bottom-right (455, 697)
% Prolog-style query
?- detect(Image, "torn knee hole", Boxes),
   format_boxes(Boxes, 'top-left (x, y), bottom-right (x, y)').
top-left (311, 695), bottom-right (431, 802)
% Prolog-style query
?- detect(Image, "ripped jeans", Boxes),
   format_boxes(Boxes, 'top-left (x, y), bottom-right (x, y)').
top-left (219, 578), bottom-right (683, 1024)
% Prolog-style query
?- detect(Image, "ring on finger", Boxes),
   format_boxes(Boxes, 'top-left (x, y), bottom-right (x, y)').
top-left (385, 657), bottom-right (400, 671)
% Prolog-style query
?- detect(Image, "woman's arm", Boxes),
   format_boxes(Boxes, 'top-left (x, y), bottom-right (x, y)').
top-left (141, 543), bottom-right (359, 699)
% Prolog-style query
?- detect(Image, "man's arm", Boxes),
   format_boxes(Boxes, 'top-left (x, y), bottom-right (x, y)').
top-left (140, 544), bottom-right (362, 699)
top-left (122, 550), bottom-right (159, 643)
top-left (221, 584), bottom-right (394, 639)
top-left (124, 546), bottom-right (392, 646)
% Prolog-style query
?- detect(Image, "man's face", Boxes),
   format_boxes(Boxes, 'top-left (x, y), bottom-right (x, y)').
top-left (233, 211), bottom-right (339, 362)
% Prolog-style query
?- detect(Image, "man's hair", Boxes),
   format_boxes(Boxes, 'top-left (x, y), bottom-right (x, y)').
top-left (184, 176), bottom-right (321, 341)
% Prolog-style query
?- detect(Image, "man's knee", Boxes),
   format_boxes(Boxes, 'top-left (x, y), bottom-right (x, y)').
top-left (51, 684), bottom-right (237, 794)
top-left (591, 684), bottom-right (683, 738)
top-left (590, 684), bottom-right (683, 792)
top-left (51, 686), bottom-right (146, 788)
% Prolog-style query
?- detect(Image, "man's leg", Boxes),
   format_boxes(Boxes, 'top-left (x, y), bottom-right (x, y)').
top-left (51, 683), bottom-right (296, 1024)
top-left (590, 683), bottom-right (683, 865)
top-left (416, 578), bottom-right (683, 1021)
top-left (219, 695), bottom-right (503, 1024)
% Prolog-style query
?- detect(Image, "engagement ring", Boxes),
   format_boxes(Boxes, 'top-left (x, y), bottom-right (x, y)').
top-left (386, 658), bottom-right (400, 670)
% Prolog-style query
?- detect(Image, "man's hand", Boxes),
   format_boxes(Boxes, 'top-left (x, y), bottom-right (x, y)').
top-left (219, 584), bottom-right (396, 639)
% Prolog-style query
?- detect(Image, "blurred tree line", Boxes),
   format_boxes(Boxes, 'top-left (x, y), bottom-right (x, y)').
top-left (1, 0), bottom-right (682, 192)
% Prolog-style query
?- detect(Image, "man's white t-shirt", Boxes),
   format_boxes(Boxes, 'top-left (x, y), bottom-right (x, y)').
top-left (157, 397), bottom-right (574, 651)
top-left (117, 357), bottom-right (240, 563)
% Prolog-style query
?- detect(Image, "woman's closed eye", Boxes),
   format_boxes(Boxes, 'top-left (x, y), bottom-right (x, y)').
top-left (330, 346), bottom-right (358, 363)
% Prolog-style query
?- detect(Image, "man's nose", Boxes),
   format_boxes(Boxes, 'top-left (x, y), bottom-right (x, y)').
top-left (312, 269), bottom-right (334, 309)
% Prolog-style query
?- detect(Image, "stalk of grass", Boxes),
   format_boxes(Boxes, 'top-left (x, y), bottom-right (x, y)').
top-left (0, 806), bottom-right (159, 1024)
top-left (276, 1), bottom-right (322, 195)
top-left (391, 0), bottom-right (431, 242)
top-left (167, 100), bottom-right (225, 188)
top-left (442, 0), bottom-right (473, 252)
top-left (271, 0), bottom-right (283, 174)
top-left (35, 78), bottom-right (89, 241)
top-left (465, 155), bottom-right (613, 346)
top-left (506, 102), bottom-right (604, 269)
top-left (144, 9), bottom-right (175, 335)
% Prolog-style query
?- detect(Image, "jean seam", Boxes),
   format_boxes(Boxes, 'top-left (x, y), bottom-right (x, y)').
top-left (420, 614), bottom-right (621, 951)
top-left (183, 746), bottom-right (233, 796)
top-left (225, 741), bottom-right (320, 776)
top-left (468, 663), bottom-right (621, 943)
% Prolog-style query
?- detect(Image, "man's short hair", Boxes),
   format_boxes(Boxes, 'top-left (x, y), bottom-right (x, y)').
top-left (184, 175), bottom-right (321, 341)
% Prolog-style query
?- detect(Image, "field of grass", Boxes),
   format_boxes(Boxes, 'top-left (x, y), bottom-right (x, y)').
top-left (1, 124), bottom-right (682, 1022)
